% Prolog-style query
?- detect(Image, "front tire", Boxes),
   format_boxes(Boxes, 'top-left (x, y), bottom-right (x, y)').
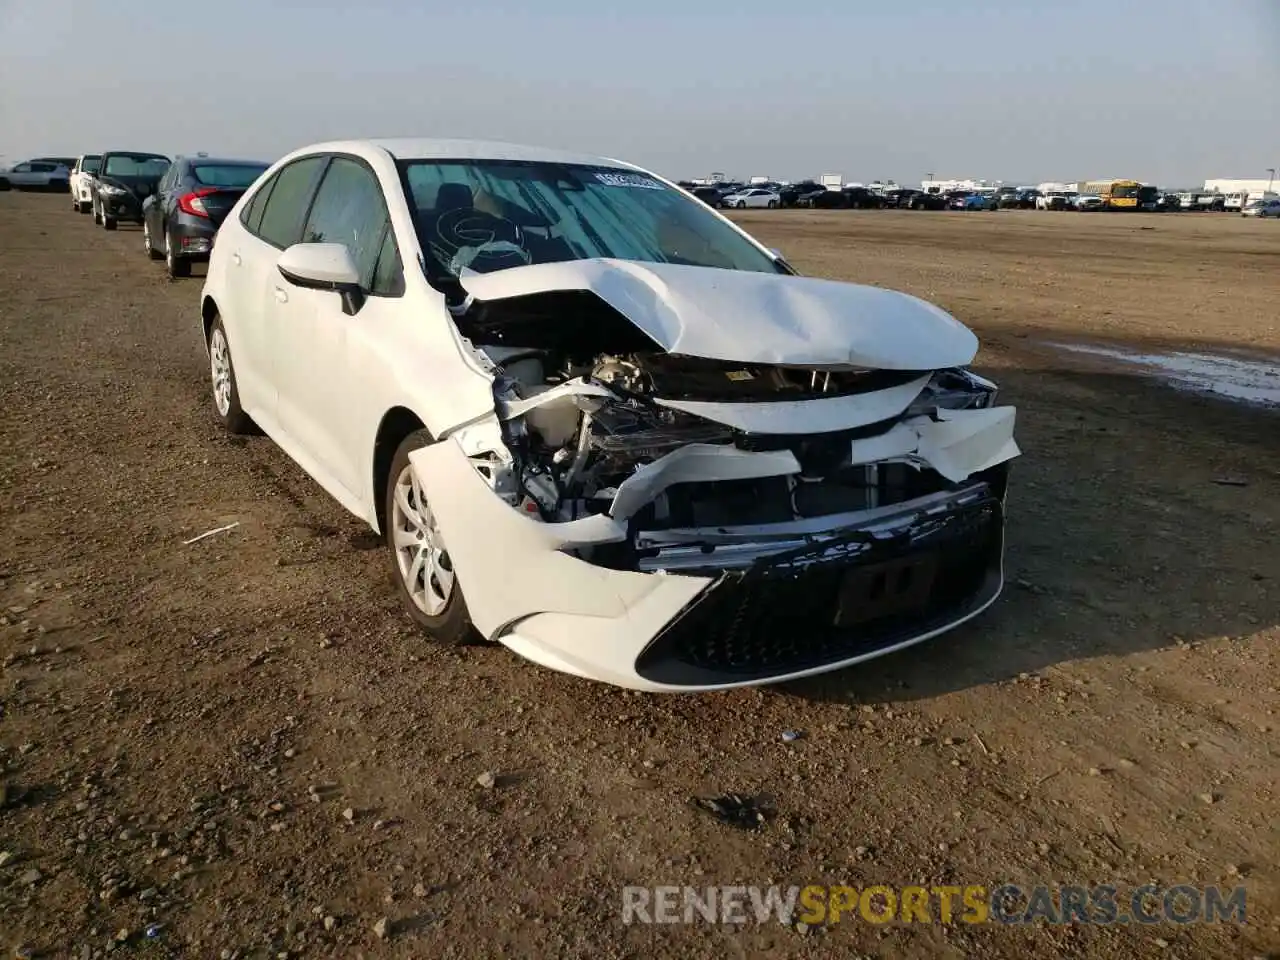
top-left (207, 316), bottom-right (253, 434)
top-left (102, 212), bottom-right (117, 230)
top-left (385, 430), bottom-right (476, 644)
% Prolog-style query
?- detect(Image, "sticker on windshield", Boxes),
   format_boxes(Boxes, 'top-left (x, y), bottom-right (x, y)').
top-left (595, 172), bottom-right (664, 190)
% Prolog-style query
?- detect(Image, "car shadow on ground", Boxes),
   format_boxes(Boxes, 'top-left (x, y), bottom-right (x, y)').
top-left (780, 361), bottom-right (1278, 705)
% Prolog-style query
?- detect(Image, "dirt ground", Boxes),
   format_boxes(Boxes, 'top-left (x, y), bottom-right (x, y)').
top-left (1, 196), bottom-right (1277, 959)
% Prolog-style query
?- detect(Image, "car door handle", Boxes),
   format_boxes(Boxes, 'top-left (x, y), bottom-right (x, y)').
top-left (232, 253), bottom-right (242, 266)
top-left (273, 287), bottom-right (289, 304)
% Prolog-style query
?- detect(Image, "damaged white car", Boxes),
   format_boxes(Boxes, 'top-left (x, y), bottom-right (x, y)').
top-left (199, 138), bottom-right (1019, 691)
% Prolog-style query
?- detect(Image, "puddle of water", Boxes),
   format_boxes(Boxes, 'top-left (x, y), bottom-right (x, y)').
top-left (1049, 342), bottom-right (1280, 406)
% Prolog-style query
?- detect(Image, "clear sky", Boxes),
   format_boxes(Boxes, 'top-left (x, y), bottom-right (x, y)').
top-left (1, 0), bottom-right (1276, 187)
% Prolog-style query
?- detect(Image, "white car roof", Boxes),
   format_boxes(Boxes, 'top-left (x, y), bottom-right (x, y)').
top-left (289, 138), bottom-right (641, 171)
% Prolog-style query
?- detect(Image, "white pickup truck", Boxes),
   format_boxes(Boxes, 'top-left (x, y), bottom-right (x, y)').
top-left (69, 155), bottom-right (102, 213)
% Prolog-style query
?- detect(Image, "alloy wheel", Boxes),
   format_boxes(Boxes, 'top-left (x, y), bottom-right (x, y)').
top-left (390, 465), bottom-right (455, 616)
top-left (209, 328), bottom-right (232, 417)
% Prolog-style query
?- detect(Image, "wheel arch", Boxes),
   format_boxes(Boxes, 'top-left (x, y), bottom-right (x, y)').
top-left (201, 296), bottom-right (220, 344)
top-left (372, 407), bottom-right (428, 534)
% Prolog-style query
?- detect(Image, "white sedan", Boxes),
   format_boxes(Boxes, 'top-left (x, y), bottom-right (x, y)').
top-left (200, 138), bottom-right (1019, 691)
top-left (721, 187), bottom-right (780, 209)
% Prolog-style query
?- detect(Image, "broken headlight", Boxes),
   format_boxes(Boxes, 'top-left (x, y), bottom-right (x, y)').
top-left (906, 368), bottom-right (998, 417)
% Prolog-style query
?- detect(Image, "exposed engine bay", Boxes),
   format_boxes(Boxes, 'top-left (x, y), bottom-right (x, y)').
top-left (468, 342), bottom-right (1004, 560)
top-left (408, 257), bottom-right (1021, 688)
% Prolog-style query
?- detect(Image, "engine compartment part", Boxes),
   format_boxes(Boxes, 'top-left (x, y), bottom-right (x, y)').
top-left (473, 343), bottom-right (1014, 532)
top-left (608, 352), bottom-right (930, 402)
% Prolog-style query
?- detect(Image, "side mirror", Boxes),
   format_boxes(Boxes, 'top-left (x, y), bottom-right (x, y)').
top-left (277, 242), bottom-right (365, 316)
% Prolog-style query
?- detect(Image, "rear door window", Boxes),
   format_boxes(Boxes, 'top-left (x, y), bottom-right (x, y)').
top-left (240, 174), bottom-right (276, 233)
top-left (255, 156), bottom-right (327, 249)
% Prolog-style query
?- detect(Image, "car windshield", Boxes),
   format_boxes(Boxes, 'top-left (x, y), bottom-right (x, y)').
top-left (82, 156), bottom-right (101, 174)
top-left (104, 154), bottom-right (169, 177)
top-left (399, 160), bottom-right (783, 279)
top-left (192, 163), bottom-right (268, 188)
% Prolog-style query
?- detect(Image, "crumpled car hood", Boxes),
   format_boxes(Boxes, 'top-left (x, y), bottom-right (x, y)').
top-left (458, 258), bottom-right (979, 370)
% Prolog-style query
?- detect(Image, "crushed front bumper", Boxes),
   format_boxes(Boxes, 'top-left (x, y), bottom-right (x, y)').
top-left (634, 488), bottom-right (1003, 687)
top-left (411, 421), bottom-right (1014, 691)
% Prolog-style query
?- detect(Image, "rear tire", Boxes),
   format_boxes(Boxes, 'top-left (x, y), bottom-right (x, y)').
top-left (384, 430), bottom-right (477, 645)
top-left (166, 233), bottom-right (191, 278)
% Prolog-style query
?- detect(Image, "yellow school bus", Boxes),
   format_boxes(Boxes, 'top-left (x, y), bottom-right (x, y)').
top-left (1079, 179), bottom-right (1142, 209)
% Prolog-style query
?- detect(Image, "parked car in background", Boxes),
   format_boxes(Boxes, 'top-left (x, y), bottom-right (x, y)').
top-left (845, 187), bottom-right (885, 209)
top-left (197, 136), bottom-right (1019, 692)
top-left (780, 181), bottom-right (826, 207)
top-left (721, 187), bottom-right (780, 209)
top-left (1005, 189), bottom-right (1039, 209)
top-left (882, 188), bottom-right (919, 208)
top-left (141, 155), bottom-right (269, 277)
top-left (961, 193), bottom-right (998, 211)
top-left (1156, 192), bottom-right (1181, 211)
top-left (1037, 192), bottom-right (1074, 210)
top-left (690, 186), bottom-right (723, 207)
top-left (1242, 198), bottom-right (1280, 218)
top-left (908, 191), bottom-right (948, 210)
top-left (70, 154), bottom-right (101, 212)
top-left (808, 187), bottom-right (881, 210)
top-left (1074, 194), bottom-right (1105, 211)
top-left (1222, 192), bottom-right (1247, 212)
top-left (91, 152), bottom-right (171, 230)
top-left (712, 182), bottom-right (746, 203)
top-left (0, 158), bottom-right (71, 192)
top-left (1177, 192), bottom-right (1202, 211)
top-left (994, 187), bottom-right (1021, 209)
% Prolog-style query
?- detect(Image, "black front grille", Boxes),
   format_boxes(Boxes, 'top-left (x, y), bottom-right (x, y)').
top-left (634, 496), bottom-right (1004, 686)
